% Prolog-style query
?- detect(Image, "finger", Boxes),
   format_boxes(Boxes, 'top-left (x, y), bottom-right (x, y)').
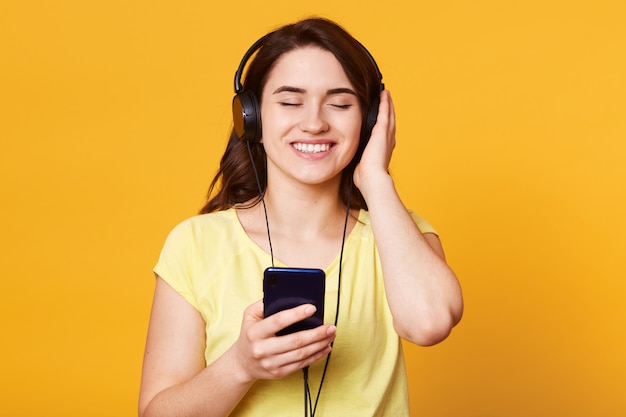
top-left (278, 340), bottom-right (333, 374)
top-left (372, 90), bottom-right (390, 136)
top-left (257, 340), bottom-right (333, 380)
top-left (259, 304), bottom-right (318, 338)
top-left (248, 300), bottom-right (265, 319)
top-left (261, 325), bottom-right (336, 373)
top-left (242, 300), bottom-right (265, 329)
top-left (275, 324), bottom-right (336, 355)
top-left (386, 90), bottom-right (396, 136)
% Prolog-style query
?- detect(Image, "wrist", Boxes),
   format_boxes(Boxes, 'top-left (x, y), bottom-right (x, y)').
top-left (222, 344), bottom-right (256, 386)
top-left (356, 171), bottom-right (394, 202)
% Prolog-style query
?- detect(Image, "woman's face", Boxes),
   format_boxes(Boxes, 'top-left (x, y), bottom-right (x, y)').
top-left (260, 46), bottom-right (362, 190)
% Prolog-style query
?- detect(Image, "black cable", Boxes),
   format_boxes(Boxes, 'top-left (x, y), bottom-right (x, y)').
top-left (303, 366), bottom-right (310, 417)
top-left (246, 141), bottom-right (275, 267)
top-left (246, 140), bottom-right (354, 416)
top-left (309, 180), bottom-right (353, 416)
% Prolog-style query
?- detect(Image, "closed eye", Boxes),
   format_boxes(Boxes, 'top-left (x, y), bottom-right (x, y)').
top-left (279, 102), bottom-right (302, 107)
top-left (330, 104), bottom-right (353, 109)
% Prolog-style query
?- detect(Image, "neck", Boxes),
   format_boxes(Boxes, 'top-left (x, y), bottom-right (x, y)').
top-left (263, 183), bottom-right (347, 240)
top-left (236, 168), bottom-right (356, 268)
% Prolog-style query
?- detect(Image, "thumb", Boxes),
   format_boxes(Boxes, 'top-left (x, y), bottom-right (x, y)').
top-left (244, 300), bottom-right (265, 323)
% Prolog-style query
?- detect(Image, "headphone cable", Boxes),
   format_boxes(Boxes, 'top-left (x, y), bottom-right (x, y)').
top-left (307, 180), bottom-right (352, 417)
top-left (247, 141), bottom-right (352, 416)
top-left (246, 142), bottom-right (275, 267)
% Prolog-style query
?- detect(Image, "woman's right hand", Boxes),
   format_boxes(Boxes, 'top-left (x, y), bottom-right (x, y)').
top-left (139, 280), bottom-right (336, 417)
top-left (230, 301), bottom-right (336, 383)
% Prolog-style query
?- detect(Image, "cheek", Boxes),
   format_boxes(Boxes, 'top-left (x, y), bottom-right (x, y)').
top-left (259, 110), bottom-right (275, 141)
top-left (260, 107), bottom-right (290, 137)
top-left (347, 114), bottom-right (363, 145)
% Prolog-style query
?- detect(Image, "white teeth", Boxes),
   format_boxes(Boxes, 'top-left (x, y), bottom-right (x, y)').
top-left (293, 143), bottom-right (331, 153)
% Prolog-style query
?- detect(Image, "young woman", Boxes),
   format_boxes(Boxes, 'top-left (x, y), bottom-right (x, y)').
top-left (139, 17), bottom-right (463, 417)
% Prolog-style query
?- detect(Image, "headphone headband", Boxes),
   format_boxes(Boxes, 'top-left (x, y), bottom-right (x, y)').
top-left (234, 34), bottom-right (269, 93)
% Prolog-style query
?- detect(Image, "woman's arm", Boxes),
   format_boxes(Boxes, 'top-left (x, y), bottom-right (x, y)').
top-left (354, 91), bottom-right (464, 346)
top-left (139, 276), bottom-right (336, 417)
top-left (138, 277), bottom-right (252, 417)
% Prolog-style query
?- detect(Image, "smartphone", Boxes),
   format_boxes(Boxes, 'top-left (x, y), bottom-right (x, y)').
top-left (263, 267), bottom-right (325, 336)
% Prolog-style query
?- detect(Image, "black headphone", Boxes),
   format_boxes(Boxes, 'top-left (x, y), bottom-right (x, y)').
top-left (232, 34), bottom-right (385, 143)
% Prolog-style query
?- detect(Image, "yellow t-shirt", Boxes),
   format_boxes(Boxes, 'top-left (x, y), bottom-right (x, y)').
top-left (154, 208), bottom-right (435, 417)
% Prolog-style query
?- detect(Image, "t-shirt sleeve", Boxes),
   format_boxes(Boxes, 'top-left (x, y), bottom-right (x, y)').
top-left (408, 210), bottom-right (438, 235)
top-left (153, 220), bottom-right (200, 310)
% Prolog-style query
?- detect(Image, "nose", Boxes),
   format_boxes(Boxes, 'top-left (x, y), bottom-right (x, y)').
top-left (299, 105), bottom-right (329, 134)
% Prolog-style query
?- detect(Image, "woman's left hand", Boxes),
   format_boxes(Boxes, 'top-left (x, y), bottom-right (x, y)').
top-left (353, 89), bottom-right (396, 198)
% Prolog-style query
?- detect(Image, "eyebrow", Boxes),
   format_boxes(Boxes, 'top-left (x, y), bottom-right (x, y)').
top-left (272, 86), bottom-right (357, 96)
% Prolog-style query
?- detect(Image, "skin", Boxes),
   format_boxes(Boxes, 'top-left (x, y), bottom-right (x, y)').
top-left (138, 46), bottom-right (463, 417)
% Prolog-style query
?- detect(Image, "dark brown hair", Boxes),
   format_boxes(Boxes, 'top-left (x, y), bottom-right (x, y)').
top-left (200, 18), bottom-right (381, 214)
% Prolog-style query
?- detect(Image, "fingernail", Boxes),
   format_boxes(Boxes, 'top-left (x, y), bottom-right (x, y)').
top-left (304, 304), bottom-right (316, 315)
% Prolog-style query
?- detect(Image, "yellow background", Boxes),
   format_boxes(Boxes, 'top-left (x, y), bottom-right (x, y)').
top-left (1, 1), bottom-right (625, 416)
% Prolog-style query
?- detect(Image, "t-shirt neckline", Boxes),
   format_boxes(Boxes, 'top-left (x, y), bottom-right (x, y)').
top-left (229, 207), bottom-right (365, 275)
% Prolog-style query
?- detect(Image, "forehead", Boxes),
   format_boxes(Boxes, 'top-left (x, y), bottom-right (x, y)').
top-left (263, 46), bottom-right (353, 90)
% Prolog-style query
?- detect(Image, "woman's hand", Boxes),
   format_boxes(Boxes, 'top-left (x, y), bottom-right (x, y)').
top-left (139, 280), bottom-right (336, 417)
top-left (353, 90), bottom-right (396, 199)
top-left (350, 90), bottom-right (464, 346)
top-left (230, 301), bottom-right (336, 383)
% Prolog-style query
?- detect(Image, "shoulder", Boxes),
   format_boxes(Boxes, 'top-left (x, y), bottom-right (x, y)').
top-left (162, 209), bottom-right (240, 248)
top-left (170, 209), bottom-right (237, 232)
top-left (155, 208), bottom-right (247, 277)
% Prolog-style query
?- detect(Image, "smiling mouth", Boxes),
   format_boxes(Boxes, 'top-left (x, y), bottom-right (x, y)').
top-left (292, 143), bottom-right (332, 154)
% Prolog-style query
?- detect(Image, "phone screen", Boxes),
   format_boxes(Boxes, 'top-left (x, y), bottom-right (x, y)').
top-left (263, 267), bottom-right (325, 336)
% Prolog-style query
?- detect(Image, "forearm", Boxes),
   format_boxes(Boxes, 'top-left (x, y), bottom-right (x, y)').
top-left (363, 174), bottom-right (463, 346)
top-left (140, 298), bottom-right (335, 417)
top-left (141, 347), bottom-right (254, 417)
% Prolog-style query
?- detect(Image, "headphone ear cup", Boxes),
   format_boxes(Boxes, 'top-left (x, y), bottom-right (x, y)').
top-left (362, 95), bottom-right (380, 140)
top-left (232, 91), bottom-right (262, 142)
